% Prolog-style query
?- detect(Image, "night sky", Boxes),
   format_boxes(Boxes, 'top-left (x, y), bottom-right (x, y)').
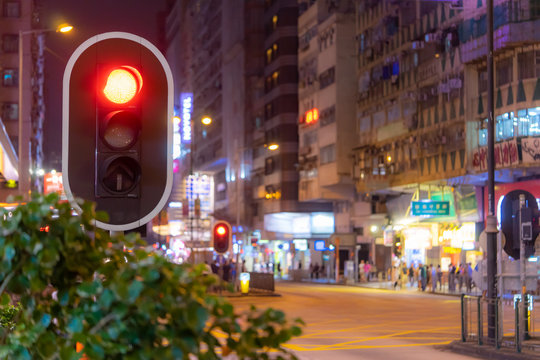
top-left (41, 0), bottom-right (168, 170)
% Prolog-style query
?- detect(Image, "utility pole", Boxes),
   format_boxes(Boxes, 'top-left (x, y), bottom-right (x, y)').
top-left (485, 0), bottom-right (498, 341)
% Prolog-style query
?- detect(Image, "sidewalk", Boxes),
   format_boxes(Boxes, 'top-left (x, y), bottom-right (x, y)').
top-left (444, 340), bottom-right (540, 360)
top-left (283, 276), bottom-right (483, 297)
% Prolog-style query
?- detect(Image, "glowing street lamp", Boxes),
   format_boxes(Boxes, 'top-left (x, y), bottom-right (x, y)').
top-left (267, 143), bottom-right (279, 151)
top-left (201, 116), bottom-right (212, 126)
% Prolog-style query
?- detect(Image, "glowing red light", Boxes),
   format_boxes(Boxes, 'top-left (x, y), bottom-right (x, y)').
top-left (216, 225), bottom-right (227, 235)
top-left (103, 66), bottom-right (142, 104)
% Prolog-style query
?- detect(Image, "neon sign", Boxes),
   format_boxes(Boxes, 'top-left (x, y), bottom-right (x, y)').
top-left (180, 93), bottom-right (193, 143)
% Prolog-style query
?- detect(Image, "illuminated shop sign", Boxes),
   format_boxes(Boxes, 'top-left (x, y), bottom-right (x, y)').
top-left (299, 108), bottom-right (319, 125)
top-left (180, 93), bottom-right (193, 143)
top-left (411, 200), bottom-right (450, 216)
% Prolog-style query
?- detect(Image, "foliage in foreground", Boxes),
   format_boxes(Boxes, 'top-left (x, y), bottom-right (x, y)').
top-left (0, 194), bottom-right (302, 359)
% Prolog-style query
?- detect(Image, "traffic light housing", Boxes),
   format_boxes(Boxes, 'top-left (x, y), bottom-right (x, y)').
top-left (212, 221), bottom-right (231, 254)
top-left (62, 32), bottom-right (173, 231)
top-left (500, 190), bottom-right (539, 259)
top-left (393, 234), bottom-right (403, 258)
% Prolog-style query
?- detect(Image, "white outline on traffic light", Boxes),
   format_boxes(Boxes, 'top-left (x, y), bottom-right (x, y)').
top-left (62, 32), bottom-right (173, 231)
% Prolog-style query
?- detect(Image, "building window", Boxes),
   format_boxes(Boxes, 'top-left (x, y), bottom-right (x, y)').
top-left (319, 66), bottom-right (335, 89)
top-left (478, 119), bottom-right (488, 146)
top-left (518, 51), bottom-right (535, 80)
top-left (1, 102), bottom-right (18, 121)
top-left (496, 57), bottom-right (512, 86)
top-left (320, 105), bottom-right (335, 126)
top-left (2, 69), bottom-right (17, 87)
top-left (265, 157), bottom-right (275, 175)
top-left (264, 102), bottom-right (274, 121)
top-left (2, 34), bottom-right (18, 53)
top-left (265, 43), bottom-right (278, 64)
top-left (517, 107), bottom-right (540, 137)
top-left (495, 112), bottom-right (515, 141)
top-left (320, 144), bottom-right (335, 165)
top-left (3, 1), bottom-right (20, 17)
top-left (302, 130), bottom-right (317, 147)
top-left (478, 69), bottom-right (487, 93)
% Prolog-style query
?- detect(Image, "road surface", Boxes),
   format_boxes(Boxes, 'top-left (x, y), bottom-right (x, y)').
top-left (229, 282), bottom-right (481, 359)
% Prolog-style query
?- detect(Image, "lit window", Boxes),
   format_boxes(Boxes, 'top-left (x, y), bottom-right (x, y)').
top-left (2, 69), bottom-right (18, 87)
top-left (272, 71), bottom-right (279, 87)
top-left (266, 48), bottom-right (273, 64)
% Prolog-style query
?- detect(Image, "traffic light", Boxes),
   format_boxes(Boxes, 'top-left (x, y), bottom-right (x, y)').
top-left (393, 234), bottom-right (403, 258)
top-left (62, 32), bottom-right (173, 231)
top-left (501, 190), bottom-right (539, 259)
top-left (212, 221), bottom-right (231, 254)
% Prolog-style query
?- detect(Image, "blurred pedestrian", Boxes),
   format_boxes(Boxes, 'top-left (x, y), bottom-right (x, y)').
top-left (449, 263), bottom-right (456, 292)
top-left (437, 265), bottom-right (443, 291)
top-left (430, 265), bottom-right (437, 293)
top-left (458, 263), bottom-right (464, 292)
top-left (408, 264), bottom-right (415, 287)
top-left (364, 261), bottom-right (372, 282)
top-left (359, 260), bottom-right (365, 282)
top-left (466, 263), bottom-right (473, 292)
top-left (419, 264), bottom-right (426, 291)
top-left (313, 263), bottom-right (320, 279)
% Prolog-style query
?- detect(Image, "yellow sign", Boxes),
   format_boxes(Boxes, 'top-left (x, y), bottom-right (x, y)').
top-left (443, 246), bottom-right (461, 254)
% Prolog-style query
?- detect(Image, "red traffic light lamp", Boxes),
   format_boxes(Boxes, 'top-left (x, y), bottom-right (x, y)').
top-left (212, 220), bottom-right (231, 254)
top-left (63, 32), bottom-right (173, 232)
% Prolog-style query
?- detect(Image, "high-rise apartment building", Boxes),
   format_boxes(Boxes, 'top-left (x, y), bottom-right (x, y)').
top-left (0, 0), bottom-right (46, 199)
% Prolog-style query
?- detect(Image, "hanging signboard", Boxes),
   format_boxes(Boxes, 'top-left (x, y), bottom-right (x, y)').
top-left (411, 200), bottom-right (450, 216)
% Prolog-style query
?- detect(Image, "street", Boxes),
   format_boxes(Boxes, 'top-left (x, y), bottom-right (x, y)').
top-left (230, 282), bottom-right (480, 360)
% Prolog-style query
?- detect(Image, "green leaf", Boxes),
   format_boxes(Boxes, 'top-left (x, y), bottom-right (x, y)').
top-left (0, 293), bottom-right (10, 305)
top-left (66, 316), bottom-right (83, 334)
top-left (127, 280), bottom-right (143, 302)
top-left (77, 281), bottom-right (100, 298)
top-left (3, 244), bottom-right (15, 261)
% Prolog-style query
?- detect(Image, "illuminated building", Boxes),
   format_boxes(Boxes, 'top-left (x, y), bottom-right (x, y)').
top-left (0, 0), bottom-right (44, 198)
top-left (353, 0), bottom-right (540, 272)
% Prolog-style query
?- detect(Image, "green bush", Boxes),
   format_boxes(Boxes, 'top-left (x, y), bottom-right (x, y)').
top-left (0, 194), bottom-right (302, 359)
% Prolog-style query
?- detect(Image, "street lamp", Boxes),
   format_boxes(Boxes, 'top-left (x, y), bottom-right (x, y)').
top-left (19, 23), bottom-right (73, 197)
top-left (233, 141), bottom-right (280, 289)
top-left (188, 115), bottom-right (212, 252)
top-left (201, 116), bottom-right (212, 126)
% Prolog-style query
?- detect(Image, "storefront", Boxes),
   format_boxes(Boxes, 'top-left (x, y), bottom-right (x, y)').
top-left (387, 185), bottom-right (483, 270)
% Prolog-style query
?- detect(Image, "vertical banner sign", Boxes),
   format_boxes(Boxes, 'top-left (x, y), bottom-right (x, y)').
top-left (180, 93), bottom-right (193, 144)
top-left (62, 32), bottom-right (173, 231)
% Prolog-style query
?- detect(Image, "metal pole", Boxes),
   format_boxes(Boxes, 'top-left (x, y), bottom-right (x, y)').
top-left (461, 294), bottom-right (466, 342)
top-left (234, 144), bottom-right (241, 291)
top-left (485, 0), bottom-right (498, 341)
top-left (478, 296), bottom-right (483, 345)
top-left (518, 194), bottom-right (530, 340)
top-left (190, 119), bottom-right (194, 257)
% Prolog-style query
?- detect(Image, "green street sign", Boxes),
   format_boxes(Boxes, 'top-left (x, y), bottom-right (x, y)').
top-left (411, 201), bottom-right (450, 216)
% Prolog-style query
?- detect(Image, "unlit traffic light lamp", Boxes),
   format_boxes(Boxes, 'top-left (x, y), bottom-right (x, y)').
top-left (63, 32), bottom-right (173, 232)
top-left (212, 221), bottom-right (231, 254)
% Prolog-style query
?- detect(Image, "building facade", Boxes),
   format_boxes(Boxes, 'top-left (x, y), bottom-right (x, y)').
top-left (353, 0), bottom-right (540, 275)
top-left (0, 0), bottom-right (45, 199)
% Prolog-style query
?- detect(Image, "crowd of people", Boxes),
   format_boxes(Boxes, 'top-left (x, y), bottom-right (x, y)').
top-left (394, 262), bottom-right (475, 293)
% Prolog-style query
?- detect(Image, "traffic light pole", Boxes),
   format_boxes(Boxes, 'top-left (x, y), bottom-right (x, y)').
top-left (485, 0), bottom-right (498, 341)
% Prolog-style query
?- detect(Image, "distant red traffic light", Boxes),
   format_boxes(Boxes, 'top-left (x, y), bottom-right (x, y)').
top-left (212, 221), bottom-right (231, 254)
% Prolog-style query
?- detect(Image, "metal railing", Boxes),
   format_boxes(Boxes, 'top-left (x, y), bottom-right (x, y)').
top-left (461, 294), bottom-right (540, 353)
